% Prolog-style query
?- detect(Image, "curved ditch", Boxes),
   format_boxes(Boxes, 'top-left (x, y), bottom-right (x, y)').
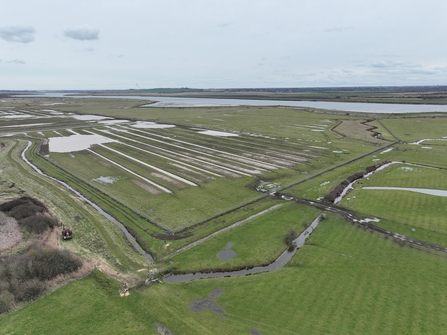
top-left (164, 213), bottom-right (324, 283)
top-left (21, 141), bottom-right (154, 262)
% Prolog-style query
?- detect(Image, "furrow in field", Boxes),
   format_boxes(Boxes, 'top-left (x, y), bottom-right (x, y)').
top-left (193, 155), bottom-right (262, 174)
top-left (111, 127), bottom-right (261, 175)
top-left (97, 143), bottom-right (198, 186)
top-left (119, 125), bottom-right (280, 170)
top-left (155, 125), bottom-right (324, 167)
top-left (87, 149), bottom-right (173, 194)
top-left (84, 129), bottom-right (222, 177)
top-left (92, 128), bottom-right (251, 177)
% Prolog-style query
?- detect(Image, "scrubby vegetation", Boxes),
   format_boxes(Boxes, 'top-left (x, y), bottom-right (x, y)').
top-left (0, 244), bottom-right (82, 314)
top-left (0, 197), bottom-right (58, 234)
top-left (284, 228), bottom-right (298, 250)
top-left (0, 196), bottom-right (82, 314)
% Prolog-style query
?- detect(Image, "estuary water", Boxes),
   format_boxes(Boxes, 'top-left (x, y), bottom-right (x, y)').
top-left (15, 92), bottom-right (447, 113)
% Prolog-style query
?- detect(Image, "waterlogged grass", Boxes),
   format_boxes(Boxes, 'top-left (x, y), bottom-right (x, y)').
top-left (381, 115), bottom-right (447, 142)
top-left (284, 151), bottom-right (393, 200)
top-left (23, 140), bottom-right (168, 254)
top-left (159, 198), bottom-right (278, 255)
top-left (168, 202), bottom-right (321, 273)
top-left (3, 214), bottom-right (447, 334)
top-left (49, 147), bottom-right (260, 231)
top-left (389, 144), bottom-right (447, 168)
top-left (339, 163), bottom-right (447, 247)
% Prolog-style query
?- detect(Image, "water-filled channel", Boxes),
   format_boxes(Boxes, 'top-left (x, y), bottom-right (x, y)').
top-left (15, 92), bottom-right (447, 114)
top-left (164, 214), bottom-right (324, 283)
top-left (21, 141), bottom-right (154, 262)
top-left (362, 186), bottom-right (447, 197)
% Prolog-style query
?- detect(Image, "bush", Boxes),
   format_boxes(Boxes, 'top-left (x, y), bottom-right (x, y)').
top-left (0, 291), bottom-right (15, 314)
top-left (0, 197), bottom-right (47, 214)
top-left (14, 279), bottom-right (45, 302)
top-left (285, 228), bottom-right (298, 248)
top-left (24, 245), bottom-right (82, 280)
top-left (19, 215), bottom-right (57, 234)
top-left (10, 203), bottom-right (46, 220)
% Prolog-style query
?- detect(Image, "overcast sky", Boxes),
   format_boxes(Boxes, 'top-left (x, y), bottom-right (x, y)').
top-left (1, 0), bottom-right (446, 90)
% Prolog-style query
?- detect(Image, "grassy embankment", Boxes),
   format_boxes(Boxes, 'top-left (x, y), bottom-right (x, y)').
top-left (0, 139), bottom-right (146, 272)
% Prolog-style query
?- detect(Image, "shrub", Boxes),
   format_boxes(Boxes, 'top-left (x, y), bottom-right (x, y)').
top-left (14, 279), bottom-right (45, 302)
top-left (19, 215), bottom-right (57, 234)
top-left (0, 291), bottom-right (15, 314)
top-left (25, 245), bottom-right (82, 280)
top-left (0, 197), bottom-right (47, 214)
top-left (10, 203), bottom-right (46, 220)
top-left (285, 228), bottom-right (298, 248)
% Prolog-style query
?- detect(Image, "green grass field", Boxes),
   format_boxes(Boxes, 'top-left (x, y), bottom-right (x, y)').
top-left (2, 214), bottom-right (447, 335)
top-left (2, 97), bottom-right (447, 334)
top-left (167, 202), bottom-right (321, 273)
top-left (339, 162), bottom-right (447, 247)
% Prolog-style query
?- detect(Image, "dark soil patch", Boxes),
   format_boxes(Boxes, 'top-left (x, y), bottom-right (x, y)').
top-left (154, 323), bottom-right (175, 335)
top-left (190, 288), bottom-right (224, 318)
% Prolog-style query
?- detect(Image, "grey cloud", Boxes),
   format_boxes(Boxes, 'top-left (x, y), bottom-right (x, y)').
top-left (64, 25), bottom-right (100, 41)
top-left (323, 26), bottom-right (353, 33)
top-left (6, 59), bottom-right (26, 65)
top-left (368, 60), bottom-right (429, 73)
top-left (0, 26), bottom-right (35, 43)
top-left (370, 60), bottom-right (409, 69)
top-left (366, 60), bottom-right (440, 76)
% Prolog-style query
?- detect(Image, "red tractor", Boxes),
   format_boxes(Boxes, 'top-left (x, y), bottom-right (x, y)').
top-left (62, 227), bottom-right (73, 240)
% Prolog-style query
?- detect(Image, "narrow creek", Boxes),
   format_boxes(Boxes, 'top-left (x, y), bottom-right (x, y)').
top-left (334, 161), bottom-right (397, 204)
top-left (164, 213), bottom-right (324, 283)
top-left (21, 141), bottom-right (154, 262)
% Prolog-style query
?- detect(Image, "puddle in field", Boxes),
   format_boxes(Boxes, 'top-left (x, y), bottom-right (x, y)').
top-left (49, 134), bottom-right (116, 153)
top-left (71, 114), bottom-right (110, 121)
top-left (41, 109), bottom-right (63, 114)
top-left (0, 123), bottom-right (53, 128)
top-left (216, 242), bottom-right (237, 260)
top-left (21, 141), bottom-right (154, 262)
top-left (131, 121), bottom-right (175, 129)
top-left (190, 288), bottom-right (225, 317)
top-left (198, 130), bottom-right (239, 137)
top-left (362, 186), bottom-right (447, 197)
top-left (165, 214), bottom-right (323, 283)
top-left (99, 119), bottom-right (130, 125)
top-left (380, 148), bottom-right (393, 154)
top-left (1, 114), bottom-right (33, 119)
top-left (92, 176), bottom-right (118, 184)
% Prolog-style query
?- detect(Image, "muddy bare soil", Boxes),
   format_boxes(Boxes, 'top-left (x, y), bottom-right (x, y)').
top-left (0, 211), bottom-right (23, 252)
top-left (190, 288), bottom-right (225, 318)
top-left (154, 323), bottom-right (175, 335)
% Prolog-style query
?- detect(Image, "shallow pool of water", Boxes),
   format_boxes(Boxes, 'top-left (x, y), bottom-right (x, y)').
top-left (199, 130), bottom-right (239, 137)
top-left (362, 186), bottom-right (447, 197)
top-left (216, 242), bottom-right (237, 260)
top-left (49, 134), bottom-right (116, 153)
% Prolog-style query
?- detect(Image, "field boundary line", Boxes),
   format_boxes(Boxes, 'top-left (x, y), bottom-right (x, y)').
top-left (165, 204), bottom-right (283, 259)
